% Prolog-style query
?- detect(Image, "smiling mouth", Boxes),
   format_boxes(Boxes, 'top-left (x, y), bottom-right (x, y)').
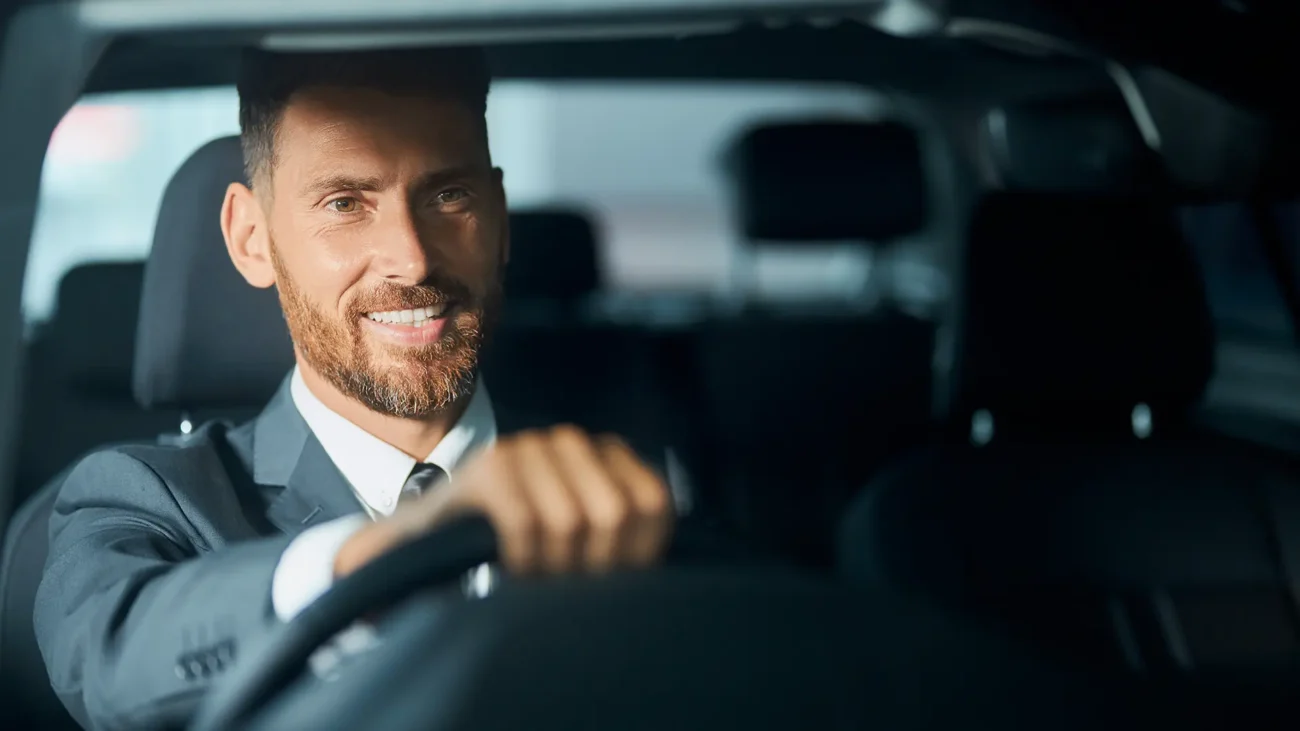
top-left (364, 304), bottom-right (452, 328)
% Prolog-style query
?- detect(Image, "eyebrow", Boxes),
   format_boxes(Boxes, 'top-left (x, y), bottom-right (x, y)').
top-left (299, 164), bottom-right (485, 201)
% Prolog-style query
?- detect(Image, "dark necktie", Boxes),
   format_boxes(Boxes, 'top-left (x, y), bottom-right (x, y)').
top-left (399, 462), bottom-right (447, 506)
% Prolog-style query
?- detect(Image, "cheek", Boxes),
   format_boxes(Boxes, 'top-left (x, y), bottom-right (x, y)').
top-left (282, 219), bottom-right (372, 309)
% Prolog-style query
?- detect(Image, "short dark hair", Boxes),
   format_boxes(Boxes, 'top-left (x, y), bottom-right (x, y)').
top-left (236, 46), bottom-right (492, 186)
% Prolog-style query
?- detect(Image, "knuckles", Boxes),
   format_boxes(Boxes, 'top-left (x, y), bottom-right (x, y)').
top-left (461, 424), bottom-right (672, 540)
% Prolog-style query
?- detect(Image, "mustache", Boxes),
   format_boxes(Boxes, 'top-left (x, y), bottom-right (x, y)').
top-left (348, 276), bottom-right (475, 315)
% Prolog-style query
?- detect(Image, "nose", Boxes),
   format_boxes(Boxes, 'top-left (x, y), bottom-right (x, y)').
top-left (371, 206), bottom-right (432, 284)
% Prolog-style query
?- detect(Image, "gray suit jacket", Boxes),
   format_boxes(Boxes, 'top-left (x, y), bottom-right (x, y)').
top-left (34, 379), bottom-right (687, 731)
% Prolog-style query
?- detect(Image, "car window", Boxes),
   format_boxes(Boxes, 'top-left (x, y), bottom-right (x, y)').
top-left (1180, 202), bottom-right (1295, 342)
top-left (25, 87), bottom-right (239, 327)
top-left (23, 81), bottom-right (890, 326)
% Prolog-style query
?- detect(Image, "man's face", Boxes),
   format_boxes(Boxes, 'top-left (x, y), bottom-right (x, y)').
top-left (260, 86), bottom-right (505, 419)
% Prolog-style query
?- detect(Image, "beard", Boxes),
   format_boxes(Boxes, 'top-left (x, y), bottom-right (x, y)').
top-left (271, 243), bottom-right (501, 419)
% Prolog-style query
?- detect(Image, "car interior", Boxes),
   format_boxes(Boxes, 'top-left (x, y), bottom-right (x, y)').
top-left (2, 0), bottom-right (1300, 729)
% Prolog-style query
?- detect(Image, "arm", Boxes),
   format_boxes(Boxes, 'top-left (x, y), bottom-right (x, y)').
top-left (34, 450), bottom-right (295, 731)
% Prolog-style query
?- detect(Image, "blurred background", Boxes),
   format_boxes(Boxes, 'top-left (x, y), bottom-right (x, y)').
top-left (24, 81), bottom-right (950, 327)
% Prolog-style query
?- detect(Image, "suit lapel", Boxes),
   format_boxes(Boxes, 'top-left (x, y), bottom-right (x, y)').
top-left (254, 379), bottom-right (367, 538)
top-left (264, 434), bottom-right (368, 537)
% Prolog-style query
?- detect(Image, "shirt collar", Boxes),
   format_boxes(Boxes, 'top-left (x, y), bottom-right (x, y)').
top-left (290, 366), bottom-right (497, 517)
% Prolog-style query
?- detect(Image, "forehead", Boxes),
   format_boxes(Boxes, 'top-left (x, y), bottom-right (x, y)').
top-left (272, 85), bottom-right (486, 184)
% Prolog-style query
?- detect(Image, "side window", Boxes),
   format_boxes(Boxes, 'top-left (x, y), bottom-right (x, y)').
top-left (25, 88), bottom-right (240, 326)
top-left (1180, 202), bottom-right (1295, 343)
top-left (1184, 202), bottom-right (1300, 446)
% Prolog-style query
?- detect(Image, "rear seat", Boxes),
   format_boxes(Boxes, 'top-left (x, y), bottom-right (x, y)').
top-left (14, 262), bottom-right (174, 504)
top-left (684, 120), bottom-right (936, 568)
top-left (480, 209), bottom-right (675, 448)
top-left (838, 99), bottom-right (1300, 710)
top-left (500, 209), bottom-right (600, 321)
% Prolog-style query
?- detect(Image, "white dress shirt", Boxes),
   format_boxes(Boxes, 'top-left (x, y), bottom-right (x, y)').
top-left (270, 367), bottom-right (497, 621)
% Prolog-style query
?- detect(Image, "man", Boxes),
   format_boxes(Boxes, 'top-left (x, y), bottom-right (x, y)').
top-left (35, 46), bottom-right (678, 731)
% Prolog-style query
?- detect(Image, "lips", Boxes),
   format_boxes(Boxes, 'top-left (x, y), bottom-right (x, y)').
top-left (360, 306), bottom-right (453, 347)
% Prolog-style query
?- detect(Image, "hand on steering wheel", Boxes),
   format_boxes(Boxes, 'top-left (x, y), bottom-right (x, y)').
top-left (192, 426), bottom-right (680, 731)
top-left (334, 425), bottom-right (676, 579)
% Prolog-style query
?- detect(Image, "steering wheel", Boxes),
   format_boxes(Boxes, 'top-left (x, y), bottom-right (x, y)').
top-left (190, 516), bottom-right (747, 731)
top-left (189, 516), bottom-right (500, 731)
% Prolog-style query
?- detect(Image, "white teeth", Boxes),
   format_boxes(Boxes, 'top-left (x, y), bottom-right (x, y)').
top-left (365, 305), bottom-right (447, 325)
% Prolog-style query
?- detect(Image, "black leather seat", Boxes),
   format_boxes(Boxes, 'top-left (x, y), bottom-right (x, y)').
top-left (0, 135), bottom-right (293, 731)
top-left (0, 470), bottom-right (74, 730)
top-left (838, 187), bottom-right (1300, 705)
top-left (13, 262), bottom-right (173, 505)
top-left (840, 101), bottom-right (1300, 716)
top-left (687, 120), bottom-right (936, 568)
top-left (500, 209), bottom-right (600, 320)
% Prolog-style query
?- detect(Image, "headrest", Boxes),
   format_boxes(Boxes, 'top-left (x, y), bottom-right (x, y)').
top-left (43, 261), bottom-right (144, 395)
top-left (944, 191), bottom-right (1215, 434)
top-left (133, 135), bottom-right (294, 410)
top-left (504, 210), bottom-right (600, 300)
top-left (723, 120), bottom-right (927, 242)
top-left (980, 97), bottom-right (1161, 194)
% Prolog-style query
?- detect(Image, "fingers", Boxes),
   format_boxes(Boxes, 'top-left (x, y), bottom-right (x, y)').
top-left (511, 431), bottom-right (583, 574)
top-left (548, 426), bottom-right (631, 572)
top-left (419, 424), bottom-right (675, 576)
top-left (595, 435), bottom-right (674, 566)
top-left (443, 446), bottom-right (542, 575)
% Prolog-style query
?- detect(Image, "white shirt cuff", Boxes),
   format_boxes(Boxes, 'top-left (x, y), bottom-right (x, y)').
top-left (271, 514), bottom-right (370, 622)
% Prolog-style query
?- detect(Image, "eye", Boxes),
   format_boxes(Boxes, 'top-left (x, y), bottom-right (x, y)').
top-left (329, 197), bottom-right (360, 213)
top-left (435, 188), bottom-right (470, 206)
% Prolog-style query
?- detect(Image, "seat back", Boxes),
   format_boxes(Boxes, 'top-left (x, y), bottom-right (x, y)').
top-left (133, 135), bottom-right (295, 412)
top-left (14, 262), bottom-right (179, 502)
top-left (689, 120), bottom-right (937, 567)
top-left (0, 470), bottom-right (68, 730)
top-left (938, 193), bottom-right (1213, 438)
top-left (481, 209), bottom-right (675, 445)
top-left (501, 209), bottom-right (601, 311)
top-left (839, 99), bottom-right (1300, 699)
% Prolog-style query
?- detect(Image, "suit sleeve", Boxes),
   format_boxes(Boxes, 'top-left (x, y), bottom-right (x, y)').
top-left (33, 450), bottom-right (296, 731)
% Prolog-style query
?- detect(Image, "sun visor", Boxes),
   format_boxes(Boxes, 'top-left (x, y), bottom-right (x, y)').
top-left (723, 120), bottom-right (927, 243)
top-left (980, 97), bottom-right (1163, 194)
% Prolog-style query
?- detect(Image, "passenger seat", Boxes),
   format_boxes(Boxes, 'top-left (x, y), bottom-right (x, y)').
top-left (839, 99), bottom-right (1300, 715)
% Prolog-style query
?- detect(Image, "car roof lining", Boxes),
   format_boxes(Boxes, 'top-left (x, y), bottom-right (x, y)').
top-left (83, 24), bottom-right (1113, 103)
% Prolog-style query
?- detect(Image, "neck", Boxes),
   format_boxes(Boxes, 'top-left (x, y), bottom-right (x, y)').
top-left (296, 360), bottom-right (471, 460)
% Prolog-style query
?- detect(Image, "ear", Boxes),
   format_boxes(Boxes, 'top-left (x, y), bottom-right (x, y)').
top-left (492, 167), bottom-right (509, 266)
top-left (221, 182), bottom-right (276, 288)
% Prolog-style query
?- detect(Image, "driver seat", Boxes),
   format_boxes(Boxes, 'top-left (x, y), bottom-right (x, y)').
top-left (0, 135), bottom-right (293, 730)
